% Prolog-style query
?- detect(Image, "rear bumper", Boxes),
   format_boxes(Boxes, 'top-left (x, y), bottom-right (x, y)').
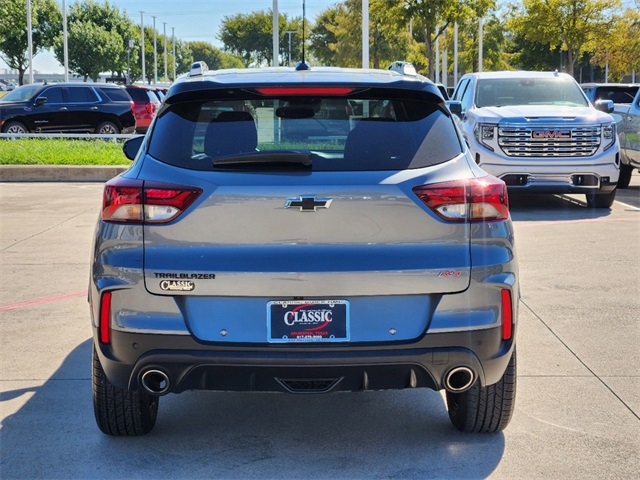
top-left (94, 326), bottom-right (515, 395)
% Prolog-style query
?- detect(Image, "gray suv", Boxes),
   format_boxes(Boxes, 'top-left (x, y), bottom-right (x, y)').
top-left (90, 65), bottom-right (519, 436)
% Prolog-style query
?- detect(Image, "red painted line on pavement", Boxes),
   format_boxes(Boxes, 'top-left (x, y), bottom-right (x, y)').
top-left (0, 290), bottom-right (88, 312)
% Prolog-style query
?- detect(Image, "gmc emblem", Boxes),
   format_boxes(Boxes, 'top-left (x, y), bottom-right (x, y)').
top-left (532, 130), bottom-right (571, 139)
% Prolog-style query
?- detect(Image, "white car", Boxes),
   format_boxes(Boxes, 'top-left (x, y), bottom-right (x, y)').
top-left (449, 71), bottom-right (620, 208)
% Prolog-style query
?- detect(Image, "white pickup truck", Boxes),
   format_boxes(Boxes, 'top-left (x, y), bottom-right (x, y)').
top-left (448, 71), bottom-right (620, 208)
top-left (614, 88), bottom-right (640, 188)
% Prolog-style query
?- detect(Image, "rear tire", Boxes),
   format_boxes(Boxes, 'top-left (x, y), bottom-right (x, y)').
top-left (586, 189), bottom-right (616, 209)
top-left (96, 121), bottom-right (120, 134)
top-left (92, 344), bottom-right (158, 436)
top-left (3, 121), bottom-right (28, 134)
top-left (617, 164), bottom-right (633, 189)
top-left (446, 349), bottom-right (517, 433)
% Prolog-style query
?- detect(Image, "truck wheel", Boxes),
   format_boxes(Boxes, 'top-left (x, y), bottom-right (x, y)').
top-left (446, 349), bottom-right (517, 433)
top-left (586, 189), bottom-right (616, 209)
top-left (96, 121), bottom-right (120, 134)
top-left (617, 164), bottom-right (633, 189)
top-left (92, 344), bottom-right (158, 436)
top-left (3, 121), bottom-right (28, 134)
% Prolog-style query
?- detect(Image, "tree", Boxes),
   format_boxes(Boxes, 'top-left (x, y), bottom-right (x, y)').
top-left (400, 0), bottom-right (494, 80)
top-left (308, 0), bottom-right (410, 69)
top-left (219, 10), bottom-right (303, 67)
top-left (590, 6), bottom-right (640, 81)
top-left (54, 20), bottom-right (122, 82)
top-left (507, 0), bottom-right (621, 77)
top-left (187, 41), bottom-right (244, 70)
top-left (0, 0), bottom-right (61, 85)
top-left (52, 0), bottom-right (135, 81)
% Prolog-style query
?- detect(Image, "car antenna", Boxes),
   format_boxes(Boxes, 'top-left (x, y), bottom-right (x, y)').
top-left (295, 0), bottom-right (310, 71)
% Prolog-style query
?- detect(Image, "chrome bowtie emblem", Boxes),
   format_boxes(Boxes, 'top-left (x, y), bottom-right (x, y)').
top-left (284, 195), bottom-right (333, 212)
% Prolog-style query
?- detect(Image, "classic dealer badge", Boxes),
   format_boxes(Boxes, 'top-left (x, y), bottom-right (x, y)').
top-left (159, 280), bottom-right (195, 291)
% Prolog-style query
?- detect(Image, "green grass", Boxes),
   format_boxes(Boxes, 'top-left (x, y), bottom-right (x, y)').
top-left (0, 91), bottom-right (7, 99)
top-left (0, 138), bottom-right (130, 165)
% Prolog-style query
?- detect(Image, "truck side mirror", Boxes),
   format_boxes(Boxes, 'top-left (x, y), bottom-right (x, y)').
top-left (594, 99), bottom-right (614, 114)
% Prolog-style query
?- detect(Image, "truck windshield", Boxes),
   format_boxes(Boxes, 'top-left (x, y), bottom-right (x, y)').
top-left (475, 78), bottom-right (588, 108)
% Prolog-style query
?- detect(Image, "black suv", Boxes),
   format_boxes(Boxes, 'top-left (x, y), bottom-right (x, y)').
top-left (0, 83), bottom-right (135, 134)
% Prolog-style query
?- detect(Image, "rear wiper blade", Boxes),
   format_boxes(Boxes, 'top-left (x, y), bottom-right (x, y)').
top-left (213, 150), bottom-right (312, 168)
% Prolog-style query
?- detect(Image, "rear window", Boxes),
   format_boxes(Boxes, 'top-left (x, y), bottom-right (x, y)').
top-left (593, 86), bottom-right (638, 104)
top-left (148, 94), bottom-right (462, 171)
top-left (127, 88), bottom-right (152, 102)
top-left (99, 87), bottom-right (132, 102)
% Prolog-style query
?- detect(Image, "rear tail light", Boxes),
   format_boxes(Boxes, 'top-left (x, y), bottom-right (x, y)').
top-left (501, 289), bottom-right (513, 341)
top-left (99, 291), bottom-right (112, 344)
top-left (412, 176), bottom-right (509, 222)
top-left (146, 102), bottom-right (156, 115)
top-left (130, 101), bottom-right (135, 114)
top-left (102, 178), bottom-right (202, 223)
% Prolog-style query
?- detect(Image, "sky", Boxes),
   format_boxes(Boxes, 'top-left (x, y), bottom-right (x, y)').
top-left (0, 0), bottom-right (337, 74)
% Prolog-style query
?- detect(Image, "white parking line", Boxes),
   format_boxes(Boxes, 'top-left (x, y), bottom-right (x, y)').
top-left (614, 200), bottom-right (640, 211)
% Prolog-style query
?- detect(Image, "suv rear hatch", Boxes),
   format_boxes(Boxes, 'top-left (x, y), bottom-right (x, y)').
top-left (140, 88), bottom-right (471, 297)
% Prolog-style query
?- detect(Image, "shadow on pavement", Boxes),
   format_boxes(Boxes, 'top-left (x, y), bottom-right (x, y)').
top-left (508, 192), bottom-right (612, 222)
top-left (1, 340), bottom-right (506, 479)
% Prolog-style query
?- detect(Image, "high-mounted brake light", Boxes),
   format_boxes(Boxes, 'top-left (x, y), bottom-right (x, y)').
top-left (501, 289), bottom-right (513, 341)
top-left (412, 176), bottom-right (509, 222)
top-left (99, 291), bottom-right (112, 344)
top-left (255, 87), bottom-right (355, 96)
top-left (102, 178), bottom-right (202, 223)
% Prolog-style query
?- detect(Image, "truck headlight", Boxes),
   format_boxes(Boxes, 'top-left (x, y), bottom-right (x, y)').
top-left (474, 124), bottom-right (496, 151)
top-left (603, 123), bottom-right (615, 151)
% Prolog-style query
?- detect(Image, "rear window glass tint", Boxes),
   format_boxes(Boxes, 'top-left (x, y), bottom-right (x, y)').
top-left (39, 87), bottom-right (63, 103)
top-left (100, 87), bottom-right (131, 102)
top-left (127, 88), bottom-right (151, 102)
top-left (594, 86), bottom-right (638, 104)
top-left (148, 96), bottom-right (462, 172)
top-left (67, 87), bottom-right (98, 103)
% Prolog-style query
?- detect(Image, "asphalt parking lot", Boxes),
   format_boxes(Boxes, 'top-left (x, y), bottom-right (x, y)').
top-left (1, 179), bottom-right (639, 479)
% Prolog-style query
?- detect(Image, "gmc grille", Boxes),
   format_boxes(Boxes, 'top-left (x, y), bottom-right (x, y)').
top-left (498, 126), bottom-right (601, 157)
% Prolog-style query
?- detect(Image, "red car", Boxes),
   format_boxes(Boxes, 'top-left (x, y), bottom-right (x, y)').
top-left (124, 85), bottom-right (161, 133)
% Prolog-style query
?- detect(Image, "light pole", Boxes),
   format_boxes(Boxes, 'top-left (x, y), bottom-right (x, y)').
top-left (127, 39), bottom-right (134, 84)
top-left (272, 1), bottom-right (279, 66)
top-left (163, 23), bottom-right (168, 81)
top-left (62, 0), bottom-right (69, 82)
top-left (140, 11), bottom-right (145, 84)
top-left (152, 16), bottom-right (157, 84)
top-left (478, 17), bottom-right (483, 73)
top-left (284, 31), bottom-right (297, 66)
top-left (26, 0), bottom-right (33, 84)
top-left (362, 0), bottom-right (369, 69)
top-left (172, 27), bottom-right (176, 81)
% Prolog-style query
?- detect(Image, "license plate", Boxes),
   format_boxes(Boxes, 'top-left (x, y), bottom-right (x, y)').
top-left (267, 300), bottom-right (349, 343)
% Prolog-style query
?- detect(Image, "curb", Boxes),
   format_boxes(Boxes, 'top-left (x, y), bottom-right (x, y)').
top-left (0, 165), bottom-right (128, 182)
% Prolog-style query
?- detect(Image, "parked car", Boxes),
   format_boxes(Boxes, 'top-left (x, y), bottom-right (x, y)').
top-left (0, 82), bottom-right (135, 134)
top-left (614, 87), bottom-right (640, 188)
top-left (580, 83), bottom-right (639, 106)
top-left (90, 65), bottom-right (519, 436)
top-left (448, 71), bottom-right (620, 208)
top-left (124, 85), bottom-right (161, 133)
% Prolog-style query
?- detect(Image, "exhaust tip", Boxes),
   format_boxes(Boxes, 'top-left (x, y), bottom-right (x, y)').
top-left (140, 369), bottom-right (170, 396)
top-left (444, 366), bottom-right (475, 393)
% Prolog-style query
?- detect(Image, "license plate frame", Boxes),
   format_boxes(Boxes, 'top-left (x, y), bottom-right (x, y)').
top-left (267, 300), bottom-right (350, 343)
